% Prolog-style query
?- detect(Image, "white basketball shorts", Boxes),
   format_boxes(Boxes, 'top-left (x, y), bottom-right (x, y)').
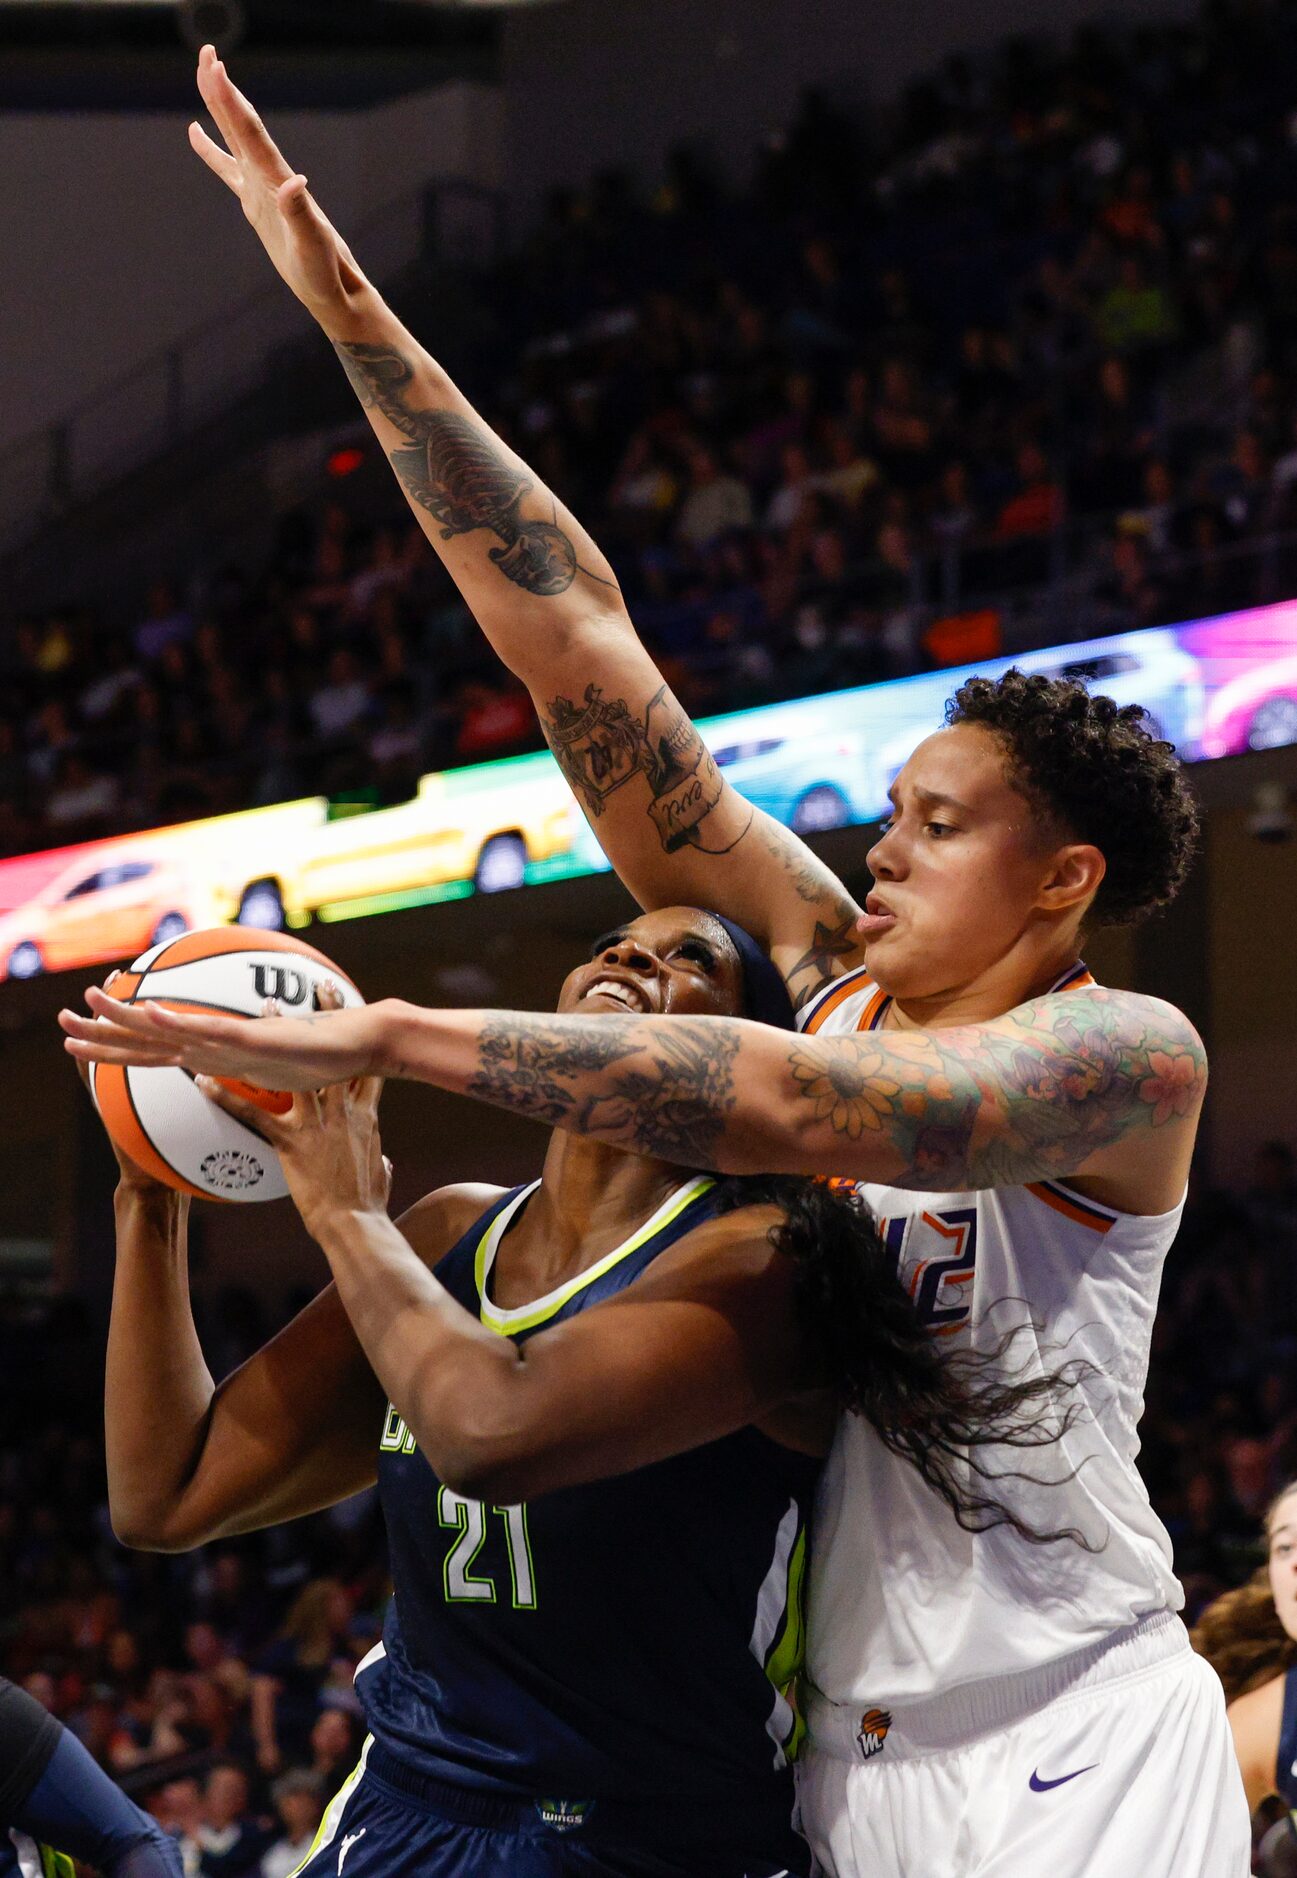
top-left (797, 1612), bottom-right (1250, 1877)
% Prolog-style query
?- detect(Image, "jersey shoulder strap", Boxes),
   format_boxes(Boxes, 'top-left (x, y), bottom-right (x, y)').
top-left (431, 1184), bottom-right (535, 1313)
top-left (1278, 1662), bottom-right (1297, 1804)
top-left (797, 964), bottom-right (888, 1035)
top-left (428, 1177), bottom-right (720, 1338)
top-left (797, 957), bottom-right (1095, 1037)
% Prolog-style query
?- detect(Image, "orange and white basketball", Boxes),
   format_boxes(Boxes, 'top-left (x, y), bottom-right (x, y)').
top-left (89, 927), bottom-right (364, 1203)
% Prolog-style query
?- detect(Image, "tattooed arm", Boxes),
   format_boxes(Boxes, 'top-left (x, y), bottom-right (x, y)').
top-left (71, 986), bottom-right (1204, 1215)
top-left (397, 987), bottom-right (1203, 1214)
top-left (432, 986), bottom-right (1205, 1214)
top-left (186, 48), bottom-right (862, 1008)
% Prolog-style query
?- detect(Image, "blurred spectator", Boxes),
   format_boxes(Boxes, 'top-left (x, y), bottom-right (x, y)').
top-left (674, 445), bottom-right (755, 548)
top-left (307, 1710), bottom-right (361, 1794)
top-left (993, 443), bottom-right (1065, 541)
top-left (259, 1773), bottom-right (323, 1878)
top-left (308, 650), bottom-right (372, 742)
top-left (44, 753), bottom-right (121, 830)
top-left (251, 1583), bottom-right (355, 1774)
top-left (152, 1776), bottom-right (204, 1874)
top-left (1193, 1482), bottom-right (1297, 1864)
top-left (195, 1764), bottom-right (271, 1878)
top-left (453, 682), bottom-right (533, 763)
top-left (134, 582), bottom-right (193, 663)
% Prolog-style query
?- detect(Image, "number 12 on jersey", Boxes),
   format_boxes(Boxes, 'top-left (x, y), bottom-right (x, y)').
top-left (438, 1487), bottom-right (537, 1609)
top-left (882, 1207), bottom-right (978, 1336)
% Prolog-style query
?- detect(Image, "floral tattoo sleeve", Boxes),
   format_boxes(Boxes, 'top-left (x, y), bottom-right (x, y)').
top-left (464, 988), bottom-right (1206, 1189)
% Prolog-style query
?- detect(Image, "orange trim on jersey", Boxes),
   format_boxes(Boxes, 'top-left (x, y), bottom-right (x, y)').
top-left (802, 967), bottom-right (875, 1035)
top-left (859, 987), bottom-right (890, 1032)
top-left (1026, 1179), bottom-right (1116, 1233)
top-left (1050, 962), bottom-right (1095, 993)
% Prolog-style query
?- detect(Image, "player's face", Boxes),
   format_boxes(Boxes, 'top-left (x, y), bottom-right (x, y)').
top-left (1267, 1488), bottom-right (1297, 1640)
top-left (558, 908), bottom-right (744, 1021)
top-left (861, 723), bottom-right (1094, 1000)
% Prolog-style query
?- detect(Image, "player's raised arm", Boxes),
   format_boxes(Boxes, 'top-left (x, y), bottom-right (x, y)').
top-left (187, 45), bottom-right (862, 1005)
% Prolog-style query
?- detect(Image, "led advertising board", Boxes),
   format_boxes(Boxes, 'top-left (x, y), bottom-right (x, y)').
top-left (2, 599), bottom-right (1294, 982)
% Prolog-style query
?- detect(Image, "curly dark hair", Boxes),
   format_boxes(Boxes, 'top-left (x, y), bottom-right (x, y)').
top-left (718, 1175), bottom-right (1094, 1549)
top-left (1191, 1479), bottom-right (1297, 1700)
top-left (945, 668), bottom-right (1200, 926)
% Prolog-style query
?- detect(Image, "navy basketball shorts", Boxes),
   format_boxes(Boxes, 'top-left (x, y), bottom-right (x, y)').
top-left (292, 1737), bottom-right (810, 1878)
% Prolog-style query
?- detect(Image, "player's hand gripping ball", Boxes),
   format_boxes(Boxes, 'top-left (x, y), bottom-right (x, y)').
top-left (88, 928), bottom-right (364, 1202)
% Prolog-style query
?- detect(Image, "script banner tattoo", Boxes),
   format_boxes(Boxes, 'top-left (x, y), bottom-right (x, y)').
top-left (544, 682), bottom-right (738, 854)
top-left (334, 342), bottom-right (616, 599)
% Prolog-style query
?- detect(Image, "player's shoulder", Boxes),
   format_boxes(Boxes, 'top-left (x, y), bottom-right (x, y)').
top-left (1228, 1671), bottom-right (1287, 1796)
top-left (627, 1195), bottom-right (794, 1302)
top-left (396, 1181), bottom-right (510, 1265)
top-left (1228, 1668), bottom-right (1287, 1728)
top-left (1024, 980), bottom-right (1207, 1063)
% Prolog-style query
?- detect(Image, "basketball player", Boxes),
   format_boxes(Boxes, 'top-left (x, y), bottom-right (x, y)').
top-left (1195, 1480), bottom-right (1297, 1868)
top-left (74, 49), bottom-right (1250, 1873)
top-left (78, 909), bottom-right (1075, 1878)
top-left (0, 1676), bottom-right (183, 1878)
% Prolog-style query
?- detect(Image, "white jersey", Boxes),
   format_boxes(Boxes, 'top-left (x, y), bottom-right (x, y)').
top-left (797, 961), bottom-right (1184, 1709)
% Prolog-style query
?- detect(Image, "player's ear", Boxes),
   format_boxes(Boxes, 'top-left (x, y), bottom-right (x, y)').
top-left (1036, 842), bottom-right (1105, 916)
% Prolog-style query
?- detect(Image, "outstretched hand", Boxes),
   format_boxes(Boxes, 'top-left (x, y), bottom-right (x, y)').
top-left (60, 982), bottom-right (388, 1093)
top-left (189, 43), bottom-right (371, 335)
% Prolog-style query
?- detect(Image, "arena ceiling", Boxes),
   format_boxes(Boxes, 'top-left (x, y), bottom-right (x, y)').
top-left (0, 0), bottom-right (541, 106)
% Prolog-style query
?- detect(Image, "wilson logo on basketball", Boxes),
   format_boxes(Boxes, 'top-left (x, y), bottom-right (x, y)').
top-left (856, 1707), bottom-right (892, 1759)
top-left (249, 964), bottom-right (311, 1006)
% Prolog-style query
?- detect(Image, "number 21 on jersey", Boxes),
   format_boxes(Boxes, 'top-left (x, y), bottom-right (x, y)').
top-left (380, 1406), bottom-right (538, 1609)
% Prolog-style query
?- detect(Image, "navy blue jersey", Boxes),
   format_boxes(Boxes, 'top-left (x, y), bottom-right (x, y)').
top-left (1279, 1664), bottom-right (1297, 1808)
top-left (357, 1174), bottom-right (821, 1828)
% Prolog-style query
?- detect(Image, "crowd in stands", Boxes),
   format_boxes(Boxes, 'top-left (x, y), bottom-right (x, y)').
top-left (1, 1139), bottom-right (1295, 1870)
top-left (8, 0), bottom-right (1297, 854)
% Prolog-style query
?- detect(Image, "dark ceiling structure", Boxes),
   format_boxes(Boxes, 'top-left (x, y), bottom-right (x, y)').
top-left (0, 1), bottom-right (512, 108)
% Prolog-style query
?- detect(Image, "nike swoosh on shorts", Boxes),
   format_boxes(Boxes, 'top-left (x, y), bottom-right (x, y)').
top-left (1029, 1764), bottom-right (1098, 1792)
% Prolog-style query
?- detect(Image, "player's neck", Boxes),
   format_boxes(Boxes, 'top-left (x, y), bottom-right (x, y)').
top-left (882, 937), bottom-right (1087, 1031)
top-left (503, 1133), bottom-right (686, 1291)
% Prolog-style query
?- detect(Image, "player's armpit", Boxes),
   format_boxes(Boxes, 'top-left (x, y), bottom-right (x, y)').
top-left (435, 1219), bottom-right (820, 1505)
top-left (533, 635), bottom-right (864, 1005)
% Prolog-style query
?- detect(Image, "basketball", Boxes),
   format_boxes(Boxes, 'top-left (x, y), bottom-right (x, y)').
top-left (89, 928), bottom-right (364, 1203)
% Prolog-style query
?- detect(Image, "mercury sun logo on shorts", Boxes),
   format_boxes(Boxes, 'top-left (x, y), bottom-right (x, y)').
top-left (856, 1707), bottom-right (892, 1760)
